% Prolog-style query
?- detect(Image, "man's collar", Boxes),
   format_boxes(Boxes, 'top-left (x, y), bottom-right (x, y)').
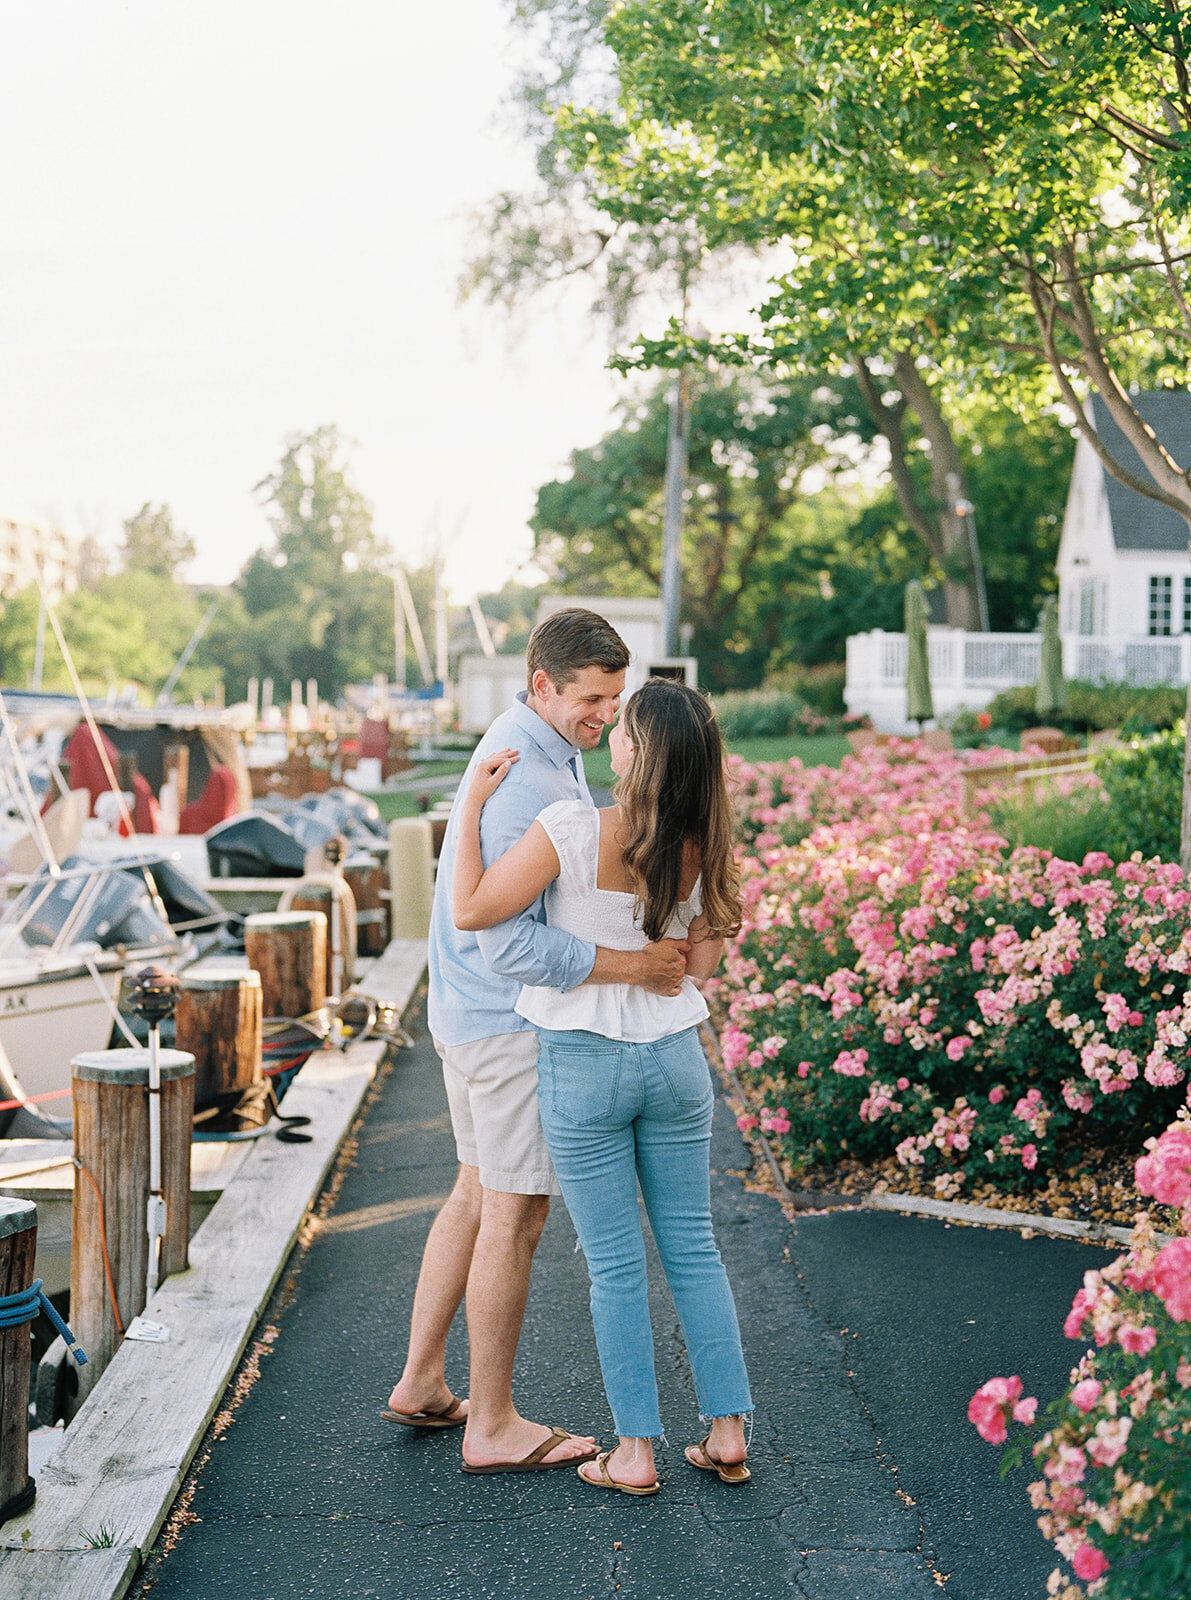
top-left (511, 689), bottom-right (580, 768)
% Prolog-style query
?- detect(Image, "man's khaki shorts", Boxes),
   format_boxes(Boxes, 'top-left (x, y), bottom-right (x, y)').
top-left (434, 1031), bottom-right (560, 1196)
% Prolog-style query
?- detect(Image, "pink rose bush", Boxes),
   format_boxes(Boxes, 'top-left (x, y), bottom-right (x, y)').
top-left (971, 1118), bottom-right (1191, 1598)
top-left (716, 743), bottom-right (1191, 1197)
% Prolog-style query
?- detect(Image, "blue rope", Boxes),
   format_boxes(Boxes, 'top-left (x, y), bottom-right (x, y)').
top-left (0, 1279), bottom-right (88, 1367)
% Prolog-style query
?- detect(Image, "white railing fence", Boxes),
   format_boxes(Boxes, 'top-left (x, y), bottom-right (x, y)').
top-left (845, 629), bottom-right (1191, 732)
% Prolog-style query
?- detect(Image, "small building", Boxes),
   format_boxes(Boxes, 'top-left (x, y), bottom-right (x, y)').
top-left (1057, 390), bottom-right (1191, 641)
top-left (456, 595), bottom-right (696, 735)
top-left (0, 517), bottom-right (81, 603)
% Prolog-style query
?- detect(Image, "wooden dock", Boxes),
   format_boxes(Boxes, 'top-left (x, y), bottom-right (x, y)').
top-left (0, 937), bottom-right (426, 1600)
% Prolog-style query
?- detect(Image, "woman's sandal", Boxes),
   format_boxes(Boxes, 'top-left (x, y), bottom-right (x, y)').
top-left (577, 1449), bottom-right (660, 1496)
top-left (684, 1435), bottom-right (751, 1484)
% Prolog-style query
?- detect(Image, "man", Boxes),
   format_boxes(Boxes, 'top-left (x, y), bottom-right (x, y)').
top-left (385, 608), bottom-right (688, 1472)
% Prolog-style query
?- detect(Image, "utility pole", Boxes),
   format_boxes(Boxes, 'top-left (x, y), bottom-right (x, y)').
top-left (659, 368), bottom-right (690, 657)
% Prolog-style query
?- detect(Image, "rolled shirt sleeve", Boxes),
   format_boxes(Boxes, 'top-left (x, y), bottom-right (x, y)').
top-left (473, 762), bottom-right (596, 991)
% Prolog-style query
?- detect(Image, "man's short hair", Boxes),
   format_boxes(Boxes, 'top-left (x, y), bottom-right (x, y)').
top-left (526, 607), bottom-right (630, 689)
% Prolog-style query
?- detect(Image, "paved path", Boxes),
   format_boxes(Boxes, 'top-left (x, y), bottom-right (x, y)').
top-left (131, 1013), bottom-right (1111, 1600)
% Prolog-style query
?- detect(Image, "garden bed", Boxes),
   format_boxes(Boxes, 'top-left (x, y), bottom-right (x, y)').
top-left (716, 740), bottom-right (1189, 1213)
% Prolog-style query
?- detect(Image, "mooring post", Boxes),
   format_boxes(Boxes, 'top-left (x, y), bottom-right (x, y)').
top-left (387, 816), bottom-right (434, 939)
top-left (176, 968), bottom-right (264, 1117)
top-left (69, 1048), bottom-right (195, 1407)
top-left (344, 852), bottom-right (388, 955)
top-left (244, 910), bottom-right (327, 1019)
top-left (0, 1198), bottom-right (37, 1525)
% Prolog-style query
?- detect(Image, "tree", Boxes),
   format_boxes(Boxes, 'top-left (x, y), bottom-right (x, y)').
top-left (578, 0), bottom-right (1191, 850)
top-left (533, 371), bottom-right (1069, 685)
top-left (119, 502), bottom-right (196, 579)
top-left (238, 426), bottom-right (396, 699)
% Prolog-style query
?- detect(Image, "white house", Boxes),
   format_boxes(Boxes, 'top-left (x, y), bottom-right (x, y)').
top-left (1057, 390), bottom-right (1191, 643)
top-left (846, 391), bottom-right (1191, 730)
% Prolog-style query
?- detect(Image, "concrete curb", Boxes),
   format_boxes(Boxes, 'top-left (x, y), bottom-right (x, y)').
top-left (0, 941), bottom-right (426, 1600)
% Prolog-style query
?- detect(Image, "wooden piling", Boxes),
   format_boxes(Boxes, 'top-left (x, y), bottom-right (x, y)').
top-left (0, 1197), bottom-right (37, 1523)
top-left (344, 854), bottom-right (388, 956)
top-left (69, 1050), bottom-right (195, 1405)
top-left (175, 969), bottom-right (263, 1112)
top-left (244, 910), bottom-right (326, 1018)
top-left (288, 883), bottom-right (355, 994)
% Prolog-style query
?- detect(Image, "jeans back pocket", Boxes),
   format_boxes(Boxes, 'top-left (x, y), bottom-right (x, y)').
top-left (649, 1028), bottom-right (714, 1111)
top-left (538, 1034), bottom-right (622, 1127)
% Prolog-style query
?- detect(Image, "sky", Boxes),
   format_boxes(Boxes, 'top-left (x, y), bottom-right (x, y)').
top-left (0, 1), bottom-right (634, 598)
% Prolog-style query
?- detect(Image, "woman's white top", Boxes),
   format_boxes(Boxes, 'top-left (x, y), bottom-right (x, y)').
top-left (514, 799), bottom-right (710, 1042)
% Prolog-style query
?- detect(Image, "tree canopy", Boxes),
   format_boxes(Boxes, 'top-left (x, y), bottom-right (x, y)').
top-left (568, 0), bottom-right (1190, 516)
top-left (119, 502), bottom-right (196, 579)
top-left (533, 370), bottom-right (1071, 687)
top-left (236, 425), bottom-right (397, 699)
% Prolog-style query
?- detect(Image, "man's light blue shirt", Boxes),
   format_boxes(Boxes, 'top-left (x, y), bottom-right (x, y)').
top-left (426, 692), bottom-right (598, 1046)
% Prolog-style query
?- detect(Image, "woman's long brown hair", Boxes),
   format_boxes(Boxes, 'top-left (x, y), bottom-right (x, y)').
top-left (614, 679), bottom-right (742, 943)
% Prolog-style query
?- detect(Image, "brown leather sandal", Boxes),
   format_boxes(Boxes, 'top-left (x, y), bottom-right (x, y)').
top-left (684, 1435), bottom-right (751, 1483)
top-left (380, 1392), bottom-right (467, 1429)
top-left (461, 1426), bottom-right (599, 1474)
top-left (577, 1449), bottom-right (660, 1496)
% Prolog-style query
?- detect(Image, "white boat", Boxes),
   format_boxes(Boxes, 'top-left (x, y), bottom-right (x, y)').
top-left (0, 948), bottom-right (124, 1107)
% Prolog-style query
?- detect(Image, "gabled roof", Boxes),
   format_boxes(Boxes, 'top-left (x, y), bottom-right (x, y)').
top-left (1091, 390), bottom-right (1191, 552)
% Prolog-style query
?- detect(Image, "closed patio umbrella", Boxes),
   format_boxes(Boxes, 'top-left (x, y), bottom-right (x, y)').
top-left (904, 580), bottom-right (934, 726)
top-left (1036, 596), bottom-right (1067, 718)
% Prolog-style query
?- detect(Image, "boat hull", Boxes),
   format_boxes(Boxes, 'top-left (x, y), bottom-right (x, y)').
top-left (0, 957), bottom-right (123, 1107)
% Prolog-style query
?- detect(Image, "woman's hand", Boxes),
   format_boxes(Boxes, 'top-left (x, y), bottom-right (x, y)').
top-left (466, 747), bottom-right (519, 807)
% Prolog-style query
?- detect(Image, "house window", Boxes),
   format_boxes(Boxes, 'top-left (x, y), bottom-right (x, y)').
top-left (1078, 581), bottom-right (1097, 636)
top-left (1183, 577), bottom-right (1191, 635)
top-left (1149, 574), bottom-right (1173, 636)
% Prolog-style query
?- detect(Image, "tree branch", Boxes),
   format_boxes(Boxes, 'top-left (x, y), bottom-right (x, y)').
top-left (1057, 238), bottom-right (1191, 507)
top-left (1026, 258), bottom-right (1191, 517)
top-left (1099, 98), bottom-right (1183, 151)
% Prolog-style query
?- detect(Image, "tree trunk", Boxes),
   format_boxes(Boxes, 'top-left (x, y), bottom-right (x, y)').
top-left (892, 354), bottom-right (986, 631)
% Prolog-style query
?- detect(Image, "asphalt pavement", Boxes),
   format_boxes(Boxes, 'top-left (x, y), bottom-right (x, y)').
top-left (130, 1009), bottom-right (1113, 1600)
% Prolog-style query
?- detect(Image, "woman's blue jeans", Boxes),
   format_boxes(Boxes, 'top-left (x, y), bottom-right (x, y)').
top-left (536, 1025), bottom-right (753, 1439)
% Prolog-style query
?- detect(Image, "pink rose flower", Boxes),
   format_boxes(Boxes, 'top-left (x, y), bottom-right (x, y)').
top-left (945, 1036), bottom-right (969, 1061)
top-left (1117, 1322), bottom-right (1157, 1356)
top-left (1135, 1126), bottom-right (1191, 1209)
top-left (1045, 1443), bottom-right (1087, 1486)
top-left (1070, 1379), bottom-right (1102, 1414)
top-left (1086, 1415), bottom-right (1131, 1468)
top-left (1021, 1144), bottom-right (1038, 1171)
top-left (736, 1113), bottom-right (759, 1134)
top-left (968, 1375), bottom-right (1023, 1444)
top-left (1071, 1543), bottom-right (1109, 1582)
top-left (988, 1085), bottom-right (1005, 1105)
top-left (1152, 1237), bottom-right (1191, 1321)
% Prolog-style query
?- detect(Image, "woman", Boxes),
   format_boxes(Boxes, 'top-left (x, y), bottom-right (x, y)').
top-left (452, 678), bottom-right (753, 1496)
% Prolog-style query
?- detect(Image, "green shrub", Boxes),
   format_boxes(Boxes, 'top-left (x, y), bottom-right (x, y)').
top-left (986, 781), bottom-right (1115, 860)
top-left (1093, 725), bottom-right (1185, 863)
top-left (712, 669), bottom-right (850, 739)
top-left (984, 680), bottom-right (1187, 736)
top-left (767, 662), bottom-right (847, 717)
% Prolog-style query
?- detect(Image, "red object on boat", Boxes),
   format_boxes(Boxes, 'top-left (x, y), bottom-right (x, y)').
top-left (179, 765), bottom-right (240, 834)
top-left (51, 722), bottom-right (121, 816)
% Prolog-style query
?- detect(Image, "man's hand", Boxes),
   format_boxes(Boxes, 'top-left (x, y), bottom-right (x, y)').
top-left (634, 938), bottom-right (690, 996)
top-left (583, 939), bottom-right (690, 993)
